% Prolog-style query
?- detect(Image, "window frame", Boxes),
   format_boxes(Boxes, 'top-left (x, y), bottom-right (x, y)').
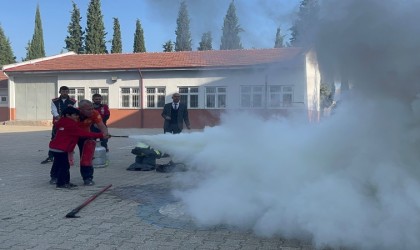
top-left (120, 87), bottom-right (140, 108)
top-left (69, 87), bottom-right (85, 103)
top-left (205, 86), bottom-right (227, 109)
top-left (146, 87), bottom-right (166, 108)
top-left (179, 87), bottom-right (199, 109)
top-left (90, 87), bottom-right (109, 105)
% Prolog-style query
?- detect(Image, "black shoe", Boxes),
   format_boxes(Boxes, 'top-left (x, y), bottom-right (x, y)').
top-left (41, 157), bottom-right (53, 164)
top-left (49, 178), bottom-right (57, 185)
top-left (83, 179), bottom-right (95, 186)
top-left (56, 183), bottom-right (77, 189)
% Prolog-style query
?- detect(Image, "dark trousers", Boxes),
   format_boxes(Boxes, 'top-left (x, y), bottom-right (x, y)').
top-left (78, 138), bottom-right (94, 180)
top-left (164, 124), bottom-right (182, 134)
top-left (51, 151), bottom-right (70, 186)
top-left (47, 126), bottom-right (58, 158)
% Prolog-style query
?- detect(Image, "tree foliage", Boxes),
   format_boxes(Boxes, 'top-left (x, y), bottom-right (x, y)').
top-left (274, 27), bottom-right (284, 48)
top-left (133, 19), bottom-right (146, 53)
top-left (220, 1), bottom-right (243, 50)
top-left (163, 40), bottom-right (174, 52)
top-left (85, 0), bottom-right (107, 54)
top-left (111, 18), bottom-right (122, 53)
top-left (0, 25), bottom-right (16, 66)
top-left (289, 0), bottom-right (320, 46)
top-left (65, 1), bottom-right (84, 54)
top-left (25, 5), bottom-right (45, 60)
top-left (175, 1), bottom-right (192, 51)
top-left (198, 32), bottom-right (212, 51)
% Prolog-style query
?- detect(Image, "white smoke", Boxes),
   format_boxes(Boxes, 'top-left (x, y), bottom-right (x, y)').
top-left (133, 0), bottom-right (420, 249)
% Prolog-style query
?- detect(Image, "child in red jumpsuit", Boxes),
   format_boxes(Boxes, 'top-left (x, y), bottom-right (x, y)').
top-left (49, 107), bottom-right (108, 189)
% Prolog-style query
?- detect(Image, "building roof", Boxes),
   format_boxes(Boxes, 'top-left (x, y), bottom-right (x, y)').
top-left (3, 48), bottom-right (305, 73)
top-left (0, 71), bottom-right (7, 89)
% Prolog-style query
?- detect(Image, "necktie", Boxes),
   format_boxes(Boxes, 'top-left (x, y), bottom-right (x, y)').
top-left (174, 103), bottom-right (178, 110)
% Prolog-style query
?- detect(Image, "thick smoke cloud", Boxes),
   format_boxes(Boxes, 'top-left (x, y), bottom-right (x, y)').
top-left (144, 0), bottom-right (299, 49)
top-left (134, 0), bottom-right (420, 249)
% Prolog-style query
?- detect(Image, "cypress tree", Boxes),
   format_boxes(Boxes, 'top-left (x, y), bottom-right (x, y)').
top-left (175, 1), bottom-right (192, 51)
top-left (274, 27), bottom-right (284, 48)
top-left (111, 17), bottom-right (122, 53)
top-left (198, 32), bottom-right (212, 51)
top-left (289, 0), bottom-right (320, 46)
top-left (133, 19), bottom-right (146, 53)
top-left (163, 40), bottom-right (174, 52)
top-left (220, 1), bottom-right (243, 50)
top-left (65, 1), bottom-right (84, 54)
top-left (25, 4), bottom-right (46, 60)
top-left (0, 25), bottom-right (16, 66)
top-left (85, 0), bottom-right (107, 54)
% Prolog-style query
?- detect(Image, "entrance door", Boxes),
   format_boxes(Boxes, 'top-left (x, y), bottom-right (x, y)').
top-left (14, 76), bottom-right (57, 120)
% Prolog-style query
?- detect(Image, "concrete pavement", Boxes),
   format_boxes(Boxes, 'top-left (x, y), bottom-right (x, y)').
top-left (0, 125), bottom-right (314, 250)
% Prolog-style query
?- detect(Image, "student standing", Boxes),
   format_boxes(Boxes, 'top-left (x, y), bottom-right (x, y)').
top-left (49, 107), bottom-right (107, 189)
top-left (41, 86), bottom-right (77, 165)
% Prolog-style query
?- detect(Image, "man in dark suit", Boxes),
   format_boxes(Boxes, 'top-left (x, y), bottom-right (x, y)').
top-left (161, 93), bottom-right (191, 134)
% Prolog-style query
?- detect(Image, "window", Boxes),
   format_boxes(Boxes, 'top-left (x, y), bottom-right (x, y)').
top-left (241, 85), bottom-right (294, 108)
top-left (146, 87), bottom-right (166, 108)
top-left (267, 85), bottom-right (294, 107)
top-left (205, 87), bottom-right (226, 108)
top-left (69, 88), bottom-right (85, 103)
top-left (0, 96), bottom-right (7, 104)
top-left (240, 86), bottom-right (263, 108)
top-left (120, 87), bottom-right (140, 108)
top-left (90, 88), bottom-right (109, 105)
top-left (179, 87), bottom-right (199, 108)
top-left (282, 86), bottom-right (293, 107)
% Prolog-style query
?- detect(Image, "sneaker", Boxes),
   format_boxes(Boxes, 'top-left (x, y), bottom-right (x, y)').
top-left (83, 179), bottom-right (95, 186)
top-left (49, 178), bottom-right (57, 185)
top-left (56, 183), bottom-right (77, 189)
top-left (41, 157), bottom-right (53, 164)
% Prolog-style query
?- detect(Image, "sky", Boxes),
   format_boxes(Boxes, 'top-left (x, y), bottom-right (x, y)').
top-left (0, 0), bottom-right (300, 62)
top-left (131, 0), bottom-right (420, 249)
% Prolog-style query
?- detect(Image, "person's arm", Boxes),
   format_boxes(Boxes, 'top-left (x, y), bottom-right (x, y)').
top-left (103, 105), bottom-right (110, 123)
top-left (183, 106), bottom-right (191, 129)
top-left (96, 120), bottom-right (109, 136)
top-left (161, 104), bottom-right (171, 120)
top-left (51, 101), bottom-right (59, 118)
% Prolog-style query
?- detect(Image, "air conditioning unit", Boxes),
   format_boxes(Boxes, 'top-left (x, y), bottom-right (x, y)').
top-left (111, 76), bottom-right (118, 81)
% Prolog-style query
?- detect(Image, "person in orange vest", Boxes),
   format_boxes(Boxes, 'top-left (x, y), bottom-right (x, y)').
top-left (49, 107), bottom-right (108, 189)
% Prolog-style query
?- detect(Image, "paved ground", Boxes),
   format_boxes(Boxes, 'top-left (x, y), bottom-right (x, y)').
top-left (0, 125), bottom-right (314, 250)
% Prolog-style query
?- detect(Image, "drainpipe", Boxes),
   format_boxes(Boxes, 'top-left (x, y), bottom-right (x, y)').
top-left (138, 69), bottom-right (144, 128)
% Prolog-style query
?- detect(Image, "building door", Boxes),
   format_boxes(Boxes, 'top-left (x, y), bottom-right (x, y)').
top-left (14, 76), bottom-right (57, 120)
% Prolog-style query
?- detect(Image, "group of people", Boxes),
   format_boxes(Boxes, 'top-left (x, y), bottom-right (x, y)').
top-left (41, 86), bottom-right (111, 189)
top-left (42, 88), bottom-right (190, 190)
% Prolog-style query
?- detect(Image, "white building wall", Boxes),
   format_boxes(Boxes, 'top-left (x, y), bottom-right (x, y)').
top-left (58, 71), bottom-right (140, 109)
top-left (305, 50), bottom-right (321, 112)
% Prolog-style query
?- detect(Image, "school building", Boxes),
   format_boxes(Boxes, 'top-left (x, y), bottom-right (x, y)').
top-left (0, 48), bottom-right (321, 128)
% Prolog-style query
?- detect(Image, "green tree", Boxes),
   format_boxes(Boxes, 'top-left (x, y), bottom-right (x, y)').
top-left (198, 32), bottom-right (212, 51)
top-left (274, 27), bottom-right (284, 48)
top-left (289, 0), bottom-right (320, 46)
top-left (65, 1), bottom-right (84, 54)
top-left (133, 19), bottom-right (146, 53)
top-left (111, 18), bottom-right (122, 53)
top-left (220, 1), bottom-right (243, 50)
top-left (25, 4), bottom-right (45, 60)
top-left (0, 25), bottom-right (16, 66)
top-left (175, 1), bottom-right (192, 51)
top-left (163, 40), bottom-right (174, 52)
top-left (85, 0), bottom-right (107, 54)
